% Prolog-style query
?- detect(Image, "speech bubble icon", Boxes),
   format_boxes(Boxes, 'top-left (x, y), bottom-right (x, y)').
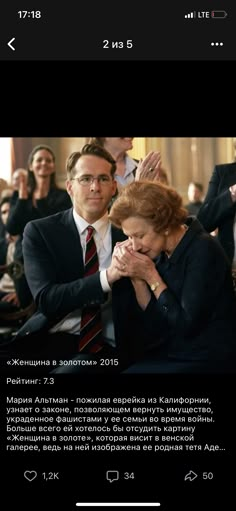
top-left (24, 471), bottom-right (37, 482)
top-left (106, 470), bottom-right (119, 483)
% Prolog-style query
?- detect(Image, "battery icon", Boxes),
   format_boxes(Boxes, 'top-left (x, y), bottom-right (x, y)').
top-left (211, 10), bottom-right (227, 19)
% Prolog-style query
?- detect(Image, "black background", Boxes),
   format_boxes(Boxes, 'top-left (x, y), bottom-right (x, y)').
top-left (1, 374), bottom-right (235, 510)
top-left (0, 2), bottom-right (236, 60)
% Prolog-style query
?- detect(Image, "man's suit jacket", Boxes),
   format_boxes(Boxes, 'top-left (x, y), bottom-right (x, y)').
top-left (15, 208), bottom-right (146, 363)
top-left (198, 163), bottom-right (236, 264)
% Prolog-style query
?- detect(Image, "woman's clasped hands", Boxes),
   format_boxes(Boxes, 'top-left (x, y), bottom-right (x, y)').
top-left (113, 240), bottom-right (155, 280)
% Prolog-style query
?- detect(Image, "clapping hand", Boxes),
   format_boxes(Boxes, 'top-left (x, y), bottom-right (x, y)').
top-left (135, 151), bottom-right (162, 182)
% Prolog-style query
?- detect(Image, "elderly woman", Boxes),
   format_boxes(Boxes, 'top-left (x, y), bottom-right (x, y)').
top-left (108, 181), bottom-right (236, 373)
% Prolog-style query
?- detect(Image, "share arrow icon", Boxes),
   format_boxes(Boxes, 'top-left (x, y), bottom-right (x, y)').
top-left (184, 470), bottom-right (198, 482)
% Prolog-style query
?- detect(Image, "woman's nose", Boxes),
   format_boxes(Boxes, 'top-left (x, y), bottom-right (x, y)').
top-left (132, 239), bottom-right (140, 251)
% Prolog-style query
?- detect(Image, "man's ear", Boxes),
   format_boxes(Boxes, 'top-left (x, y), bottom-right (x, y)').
top-left (111, 180), bottom-right (117, 196)
top-left (66, 179), bottom-right (73, 197)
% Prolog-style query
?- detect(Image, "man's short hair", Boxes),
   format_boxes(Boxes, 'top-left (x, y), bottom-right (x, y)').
top-left (66, 143), bottom-right (116, 179)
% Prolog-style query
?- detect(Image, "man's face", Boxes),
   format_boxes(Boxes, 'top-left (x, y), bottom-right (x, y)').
top-left (0, 202), bottom-right (10, 225)
top-left (104, 138), bottom-right (134, 153)
top-left (188, 183), bottom-right (202, 203)
top-left (66, 155), bottom-right (117, 223)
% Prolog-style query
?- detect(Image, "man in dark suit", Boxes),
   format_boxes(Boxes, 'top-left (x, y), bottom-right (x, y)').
top-left (198, 162), bottom-right (236, 266)
top-left (5, 144), bottom-right (144, 373)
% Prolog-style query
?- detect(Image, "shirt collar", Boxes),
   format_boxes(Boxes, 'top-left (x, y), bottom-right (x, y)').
top-left (72, 209), bottom-right (109, 239)
top-left (115, 154), bottom-right (137, 179)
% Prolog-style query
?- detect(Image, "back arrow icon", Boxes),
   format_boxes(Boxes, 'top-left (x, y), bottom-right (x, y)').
top-left (8, 37), bottom-right (15, 51)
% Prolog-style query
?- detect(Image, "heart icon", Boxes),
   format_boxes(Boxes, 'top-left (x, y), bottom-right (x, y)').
top-left (24, 471), bottom-right (37, 482)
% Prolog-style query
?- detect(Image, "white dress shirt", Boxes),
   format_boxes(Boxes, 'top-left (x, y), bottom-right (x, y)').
top-left (50, 210), bottom-right (115, 343)
top-left (114, 154), bottom-right (137, 191)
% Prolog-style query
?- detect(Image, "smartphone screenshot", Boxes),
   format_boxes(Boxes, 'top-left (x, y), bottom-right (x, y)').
top-left (0, 3), bottom-right (235, 511)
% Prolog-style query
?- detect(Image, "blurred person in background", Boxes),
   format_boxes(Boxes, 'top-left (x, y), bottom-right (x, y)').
top-left (4, 146), bottom-right (72, 311)
top-left (185, 182), bottom-right (204, 215)
top-left (0, 198), bottom-right (21, 313)
top-left (0, 179), bottom-right (12, 240)
top-left (198, 161), bottom-right (236, 291)
top-left (6, 145), bottom-right (72, 239)
top-left (89, 137), bottom-right (163, 193)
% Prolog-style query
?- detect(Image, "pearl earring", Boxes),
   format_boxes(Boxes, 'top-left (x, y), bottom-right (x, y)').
top-left (165, 230), bottom-right (169, 236)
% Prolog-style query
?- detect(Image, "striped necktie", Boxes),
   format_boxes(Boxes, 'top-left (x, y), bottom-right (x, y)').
top-left (79, 226), bottom-right (104, 353)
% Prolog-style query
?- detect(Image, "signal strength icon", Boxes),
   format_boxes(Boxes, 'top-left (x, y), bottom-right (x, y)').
top-left (185, 12), bottom-right (196, 18)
